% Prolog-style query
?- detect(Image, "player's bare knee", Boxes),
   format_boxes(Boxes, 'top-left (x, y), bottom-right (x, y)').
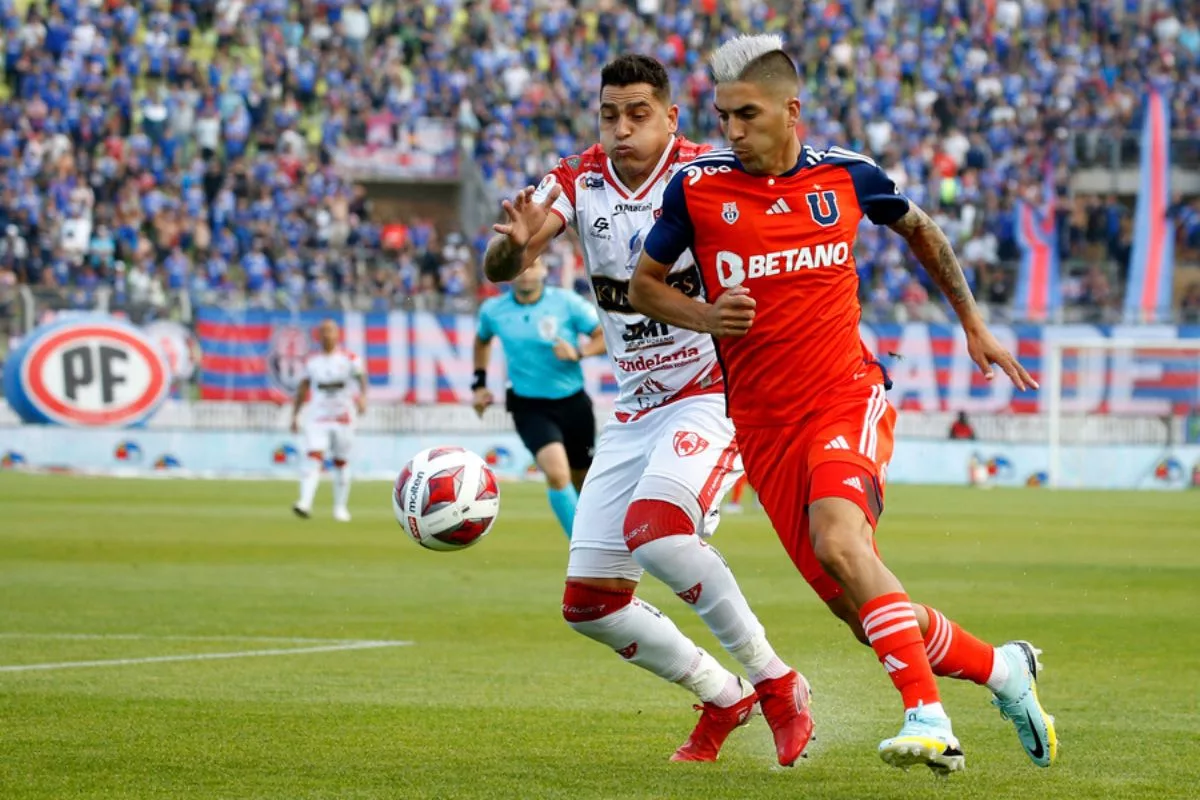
top-left (538, 457), bottom-right (572, 489)
top-left (545, 471), bottom-right (571, 490)
top-left (809, 501), bottom-right (875, 585)
top-left (810, 527), bottom-right (873, 584)
top-left (536, 447), bottom-right (572, 490)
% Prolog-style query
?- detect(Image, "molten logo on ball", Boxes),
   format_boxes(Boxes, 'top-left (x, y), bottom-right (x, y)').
top-left (392, 446), bottom-right (500, 552)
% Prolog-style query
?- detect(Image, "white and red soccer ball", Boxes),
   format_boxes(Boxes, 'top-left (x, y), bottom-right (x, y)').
top-left (393, 446), bottom-right (500, 551)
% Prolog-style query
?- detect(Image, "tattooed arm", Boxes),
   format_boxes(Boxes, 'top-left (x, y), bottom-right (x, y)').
top-left (887, 203), bottom-right (1037, 390)
top-left (483, 185), bottom-right (564, 283)
top-left (887, 204), bottom-right (982, 327)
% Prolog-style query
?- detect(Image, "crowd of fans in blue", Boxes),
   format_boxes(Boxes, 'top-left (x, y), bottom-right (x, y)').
top-left (1, 0), bottom-right (1198, 326)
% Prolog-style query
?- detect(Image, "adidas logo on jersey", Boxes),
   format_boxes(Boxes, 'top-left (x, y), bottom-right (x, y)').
top-left (883, 654), bottom-right (908, 673)
top-left (824, 436), bottom-right (851, 451)
top-left (765, 198), bottom-right (793, 215)
top-left (843, 476), bottom-right (864, 492)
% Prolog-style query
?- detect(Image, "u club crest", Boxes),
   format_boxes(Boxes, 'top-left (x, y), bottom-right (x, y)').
top-left (722, 202), bottom-right (740, 225)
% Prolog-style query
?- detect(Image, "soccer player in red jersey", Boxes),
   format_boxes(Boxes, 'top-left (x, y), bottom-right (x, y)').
top-left (483, 55), bottom-right (813, 766)
top-left (630, 35), bottom-right (1058, 774)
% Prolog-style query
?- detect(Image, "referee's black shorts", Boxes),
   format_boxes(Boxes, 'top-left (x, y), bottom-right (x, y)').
top-left (506, 389), bottom-right (596, 470)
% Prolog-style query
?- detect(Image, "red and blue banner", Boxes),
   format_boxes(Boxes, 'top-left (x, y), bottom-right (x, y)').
top-left (195, 306), bottom-right (619, 403)
top-left (1012, 165), bottom-right (1061, 322)
top-left (1123, 90), bottom-right (1175, 323)
top-left (195, 308), bottom-right (1200, 416)
top-left (197, 307), bottom-right (476, 402)
top-left (861, 323), bottom-right (1200, 416)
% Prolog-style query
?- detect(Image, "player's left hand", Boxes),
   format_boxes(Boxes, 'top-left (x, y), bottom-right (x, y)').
top-left (704, 286), bottom-right (756, 338)
top-left (964, 324), bottom-right (1039, 391)
top-left (552, 338), bottom-right (580, 362)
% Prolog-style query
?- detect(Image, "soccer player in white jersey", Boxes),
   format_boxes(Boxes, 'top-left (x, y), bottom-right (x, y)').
top-left (482, 54), bottom-right (813, 765)
top-left (290, 318), bottom-right (367, 522)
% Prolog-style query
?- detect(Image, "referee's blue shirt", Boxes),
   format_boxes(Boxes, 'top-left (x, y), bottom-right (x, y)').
top-left (477, 287), bottom-right (600, 400)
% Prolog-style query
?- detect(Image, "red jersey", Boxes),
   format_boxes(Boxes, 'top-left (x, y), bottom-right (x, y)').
top-left (642, 145), bottom-right (910, 428)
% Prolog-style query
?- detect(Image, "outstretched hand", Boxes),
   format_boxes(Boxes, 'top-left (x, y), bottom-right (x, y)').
top-left (965, 324), bottom-right (1038, 391)
top-left (704, 286), bottom-right (756, 338)
top-left (492, 184), bottom-right (561, 247)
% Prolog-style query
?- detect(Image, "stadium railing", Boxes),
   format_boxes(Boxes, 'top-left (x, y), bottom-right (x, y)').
top-left (1071, 132), bottom-right (1200, 172)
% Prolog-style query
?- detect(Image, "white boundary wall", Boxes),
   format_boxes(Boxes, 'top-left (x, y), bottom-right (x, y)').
top-left (0, 400), bottom-right (1190, 445)
top-left (2, 425), bottom-right (1198, 490)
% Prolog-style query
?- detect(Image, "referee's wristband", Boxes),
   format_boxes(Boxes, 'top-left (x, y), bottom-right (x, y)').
top-left (471, 369), bottom-right (487, 391)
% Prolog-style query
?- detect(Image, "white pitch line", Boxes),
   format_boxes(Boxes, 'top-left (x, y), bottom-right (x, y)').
top-left (0, 640), bottom-right (412, 673)
top-left (0, 633), bottom-right (367, 644)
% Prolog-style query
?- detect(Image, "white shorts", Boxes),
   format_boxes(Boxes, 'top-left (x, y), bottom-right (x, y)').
top-left (568, 394), bottom-right (743, 581)
top-left (303, 421), bottom-right (355, 461)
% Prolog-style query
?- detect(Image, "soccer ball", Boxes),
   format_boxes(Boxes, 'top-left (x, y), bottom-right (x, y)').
top-left (392, 446), bottom-right (500, 551)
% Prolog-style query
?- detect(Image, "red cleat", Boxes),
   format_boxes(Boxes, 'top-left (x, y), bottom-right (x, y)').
top-left (754, 670), bottom-right (814, 766)
top-left (670, 686), bottom-right (759, 762)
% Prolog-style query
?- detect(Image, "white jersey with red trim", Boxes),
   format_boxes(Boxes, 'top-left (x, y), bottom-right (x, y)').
top-left (532, 136), bottom-right (723, 421)
top-left (303, 349), bottom-right (363, 423)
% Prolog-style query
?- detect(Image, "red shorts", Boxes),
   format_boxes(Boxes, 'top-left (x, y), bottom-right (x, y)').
top-left (736, 381), bottom-right (895, 602)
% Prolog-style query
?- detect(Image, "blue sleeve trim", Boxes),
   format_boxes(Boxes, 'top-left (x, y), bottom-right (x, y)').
top-left (842, 160), bottom-right (910, 226)
top-left (643, 170), bottom-right (694, 266)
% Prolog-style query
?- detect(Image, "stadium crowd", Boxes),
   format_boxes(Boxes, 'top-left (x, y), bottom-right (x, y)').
top-left (1, 0), bottom-right (1199, 325)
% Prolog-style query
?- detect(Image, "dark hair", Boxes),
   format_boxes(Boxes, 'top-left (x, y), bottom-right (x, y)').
top-left (600, 54), bottom-right (671, 104)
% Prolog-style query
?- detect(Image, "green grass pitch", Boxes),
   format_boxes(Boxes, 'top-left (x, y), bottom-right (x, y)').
top-left (1, 473), bottom-right (1198, 799)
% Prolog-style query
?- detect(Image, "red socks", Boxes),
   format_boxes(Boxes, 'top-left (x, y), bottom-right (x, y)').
top-left (922, 605), bottom-right (995, 685)
top-left (860, 592), bottom-right (940, 710)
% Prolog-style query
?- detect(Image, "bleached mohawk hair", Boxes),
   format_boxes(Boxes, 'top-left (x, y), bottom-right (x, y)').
top-left (709, 34), bottom-right (787, 83)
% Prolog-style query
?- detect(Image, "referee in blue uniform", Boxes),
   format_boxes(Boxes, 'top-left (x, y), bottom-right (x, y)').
top-left (473, 258), bottom-right (605, 537)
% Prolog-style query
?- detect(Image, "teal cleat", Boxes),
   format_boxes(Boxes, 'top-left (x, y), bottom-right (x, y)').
top-left (993, 641), bottom-right (1058, 767)
top-left (878, 704), bottom-right (965, 776)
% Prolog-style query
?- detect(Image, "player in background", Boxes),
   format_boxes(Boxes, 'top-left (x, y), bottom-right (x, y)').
top-left (290, 318), bottom-right (366, 522)
top-left (482, 54), bottom-right (813, 766)
top-left (472, 257), bottom-right (606, 537)
top-left (630, 35), bottom-right (1056, 774)
top-left (724, 475), bottom-right (752, 513)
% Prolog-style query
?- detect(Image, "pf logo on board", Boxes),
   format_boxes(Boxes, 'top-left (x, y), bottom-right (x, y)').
top-left (2, 317), bottom-right (169, 427)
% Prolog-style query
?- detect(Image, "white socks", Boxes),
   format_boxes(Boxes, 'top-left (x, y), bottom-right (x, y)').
top-left (333, 465), bottom-right (351, 511)
top-left (297, 459), bottom-right (350, 514)
top-left (985, 648), bottom-right (1012, 692)
top-left (679, 652), bottom-right (745, 706)
top-left (909, 701), bottom-right (949, 721)
top-left (565, 597), bottom-right (742, 705)
top-left (632, 534), bottom-right (785, 683)
top-left (298, 457), bottom-right (321, 509)
top-left (733, 641), bottom-right (790, 685)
